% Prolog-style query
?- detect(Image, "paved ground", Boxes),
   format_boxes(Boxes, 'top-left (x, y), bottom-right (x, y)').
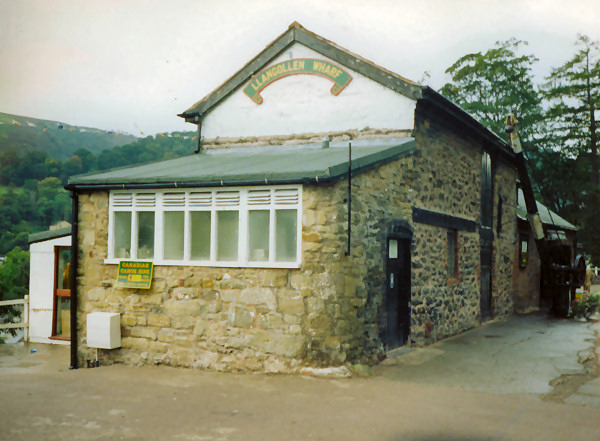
top-left (1, 307), bottom-right (599, 441)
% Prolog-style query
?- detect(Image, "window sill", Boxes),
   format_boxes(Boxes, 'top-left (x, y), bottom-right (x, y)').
top-left (49, 335), bottom-right (71, 341)
top-left (103, 258), bottom-right (301, 269)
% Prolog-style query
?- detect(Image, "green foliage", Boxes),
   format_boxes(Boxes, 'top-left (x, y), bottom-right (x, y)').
top-left (540, 35), bottom-right (600, 157)
top-left (0, 247), bottom-right (29, 302)
top-left (440, 39), bottom-right (542, 143)
top-left (570, 294), bottom-right (600, 318)
top-left (541, 35), bottom-right (600, 264)
top-left (440, 35), bottom-right (600, 264)
top-left (0, 112), bottom-right (137, 160)
top-left (0, 129), bottom-right (195, 255)
top-left (0, 247), bottom-right (29, 341)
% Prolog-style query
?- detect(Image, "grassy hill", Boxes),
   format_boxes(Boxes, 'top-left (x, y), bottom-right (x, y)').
top-left (0, 112), bottom-right (138, 159)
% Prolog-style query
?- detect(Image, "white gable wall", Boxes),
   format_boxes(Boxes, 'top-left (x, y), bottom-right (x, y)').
top-left (202, 44), bottom-right (417, 139)
top-left (29, 235), bottom-right (71, 345)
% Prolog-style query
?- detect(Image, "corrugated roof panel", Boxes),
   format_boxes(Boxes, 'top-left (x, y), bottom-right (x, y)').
top-left (516, 189), bottom-right (576, 231)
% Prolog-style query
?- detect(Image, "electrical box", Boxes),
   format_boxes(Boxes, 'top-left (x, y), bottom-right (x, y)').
top-left (87, 312), bottom-right (121, 349)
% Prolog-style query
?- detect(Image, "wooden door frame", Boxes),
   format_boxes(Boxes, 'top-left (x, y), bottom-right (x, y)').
top-left (50, 245), bottom-right (71, 341)
top-left (384, 225), bottom-right (412, 350)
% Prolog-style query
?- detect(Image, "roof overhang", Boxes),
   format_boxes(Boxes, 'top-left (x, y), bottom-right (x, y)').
top-left (29, 226), bottom-right (72, 244)
top-left (66, 138), bottom-right (416, 191)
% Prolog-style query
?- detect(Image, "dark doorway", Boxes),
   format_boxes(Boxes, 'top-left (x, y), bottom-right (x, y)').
top-left (480, 151), bottom-right (494, 320)
top-left (384, 237), bottom-right (411, 349)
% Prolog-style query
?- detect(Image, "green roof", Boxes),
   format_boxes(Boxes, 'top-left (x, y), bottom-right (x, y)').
top-left (516, 189), bottom-right (576, 231)
top-left (67, 138), bottom-right (416, 189)
top-left (29, 226), bottom-right (72, 244)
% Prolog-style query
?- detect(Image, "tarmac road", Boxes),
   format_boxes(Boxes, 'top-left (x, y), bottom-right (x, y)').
top-left (1, 310), bottom-right (599, 441)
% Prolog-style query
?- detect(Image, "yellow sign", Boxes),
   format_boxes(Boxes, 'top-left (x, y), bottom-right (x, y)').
top-left (116, 261), bottom-right (153, 289)
top-left (243, 58), bottom-right (353, 104)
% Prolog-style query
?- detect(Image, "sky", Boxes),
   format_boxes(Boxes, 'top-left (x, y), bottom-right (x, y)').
top-left (1, 0), bottom-right (599, 136)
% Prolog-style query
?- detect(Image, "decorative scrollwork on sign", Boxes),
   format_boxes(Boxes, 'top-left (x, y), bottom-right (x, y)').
top-left (243, 58), bottom-right (353, 104)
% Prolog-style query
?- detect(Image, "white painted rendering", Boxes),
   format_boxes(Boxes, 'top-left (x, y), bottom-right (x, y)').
top-left (202, 44), bottom-right (417, 139)
top-left (29, 235), bottom-right (71, 345)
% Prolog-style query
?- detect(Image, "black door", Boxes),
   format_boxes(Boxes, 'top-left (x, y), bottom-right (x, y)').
top-left (480, 152), bottom-right (493, 320)
top-left (384, 237), bottom-right (411, 349)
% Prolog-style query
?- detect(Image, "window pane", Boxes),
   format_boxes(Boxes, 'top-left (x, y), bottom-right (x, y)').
top-left (114, 211), bottom-right (131, 258)
top-left (217, 211), bottom-right (238, 261)
top-left (191, 211), bottom-right (211, 260)
top-left (137, 212), bottom-right (155, 259)
top-left (54, 297), bottom-right (70, 337)
top-left (248, 210), bottom-right (269, 261)
top-left (164, 211), bottom-right (184, 260)
top-left (276, 209), bottom-right (297, 262)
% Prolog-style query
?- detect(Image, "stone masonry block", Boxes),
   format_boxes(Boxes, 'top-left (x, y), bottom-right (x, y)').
top-left (250, 330), bottom-right (306, 358)
top-left (258, 271), bottom-right (288, 288)
top-left (130, 327), bottom-right (158, 341)
top-left (277, 295), bottom-right (305, 315)
top-left (229, 305), bottom-right (254, 328)
top-left (163, 299), bottom-right (202, 316)
top-left (193, 319), bottom-right (211, 337)
top-left (239, 287), bottom-right (276, 309)
top-left (147, 314), bottom-right (171, 328)
top-left (171, 316), bottom-right (197, 329)
top-left (172, 287), bottom-right (200, 299)
top-left (87, 287), bottom-right (106, 302)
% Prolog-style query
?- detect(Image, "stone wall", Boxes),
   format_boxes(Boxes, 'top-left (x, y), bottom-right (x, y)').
top-left (75, 116), bottom-right (518, 370)
top-left (492, 161), bottom-right (517, 317)
top-left (512, 226), bottom-right (541, 313)
top-left (409, 107), bottom-right (517, 345)
top-left (75, 152), bottom-right (414, 371)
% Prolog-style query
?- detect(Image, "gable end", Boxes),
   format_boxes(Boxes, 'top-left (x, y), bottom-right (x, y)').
top-left (179, 22), bottom-right (422, 122)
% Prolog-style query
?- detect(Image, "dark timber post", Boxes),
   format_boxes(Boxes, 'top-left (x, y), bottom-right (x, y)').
top-left (346, 142), bottom-right (351, 256)
top-left (69, 191), bottom-right (79, 370)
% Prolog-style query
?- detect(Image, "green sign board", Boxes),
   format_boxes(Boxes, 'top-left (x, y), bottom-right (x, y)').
top-left (116, 261), bottom-right (153, 289)
top-left (243, 58), bottom-right (353, 104)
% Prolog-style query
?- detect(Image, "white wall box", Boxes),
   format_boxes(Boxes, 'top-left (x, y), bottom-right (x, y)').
top-left (87, 312), bottom-right (121, 349)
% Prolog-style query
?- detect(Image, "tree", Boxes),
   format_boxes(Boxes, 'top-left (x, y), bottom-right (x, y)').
top-left (440, 38), bottom-right (542, 143)
top-left (541, 35), bottom-right (600, 264)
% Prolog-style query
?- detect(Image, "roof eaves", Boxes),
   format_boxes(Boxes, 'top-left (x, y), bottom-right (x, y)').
top-left (66, 140), bottom-right (416, 191)
top-left (29, 226), bottom-right (72, 244)
top-left (180, 26), bottom-right (296, 120)
top-left (292, 26), bottom-right (422, 100)
top-left (420, 86), bottom-right (515, 162)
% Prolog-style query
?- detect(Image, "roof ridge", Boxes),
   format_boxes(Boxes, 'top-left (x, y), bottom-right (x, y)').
top-left (179, 22), bottom-right (422, 120)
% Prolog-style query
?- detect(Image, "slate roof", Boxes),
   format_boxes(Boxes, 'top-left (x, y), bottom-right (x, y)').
top-left (67, 138), bottom-right (416, 190)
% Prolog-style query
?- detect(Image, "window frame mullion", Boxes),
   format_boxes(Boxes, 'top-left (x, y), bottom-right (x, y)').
top-left (107, 185), bottom-right (301, 268)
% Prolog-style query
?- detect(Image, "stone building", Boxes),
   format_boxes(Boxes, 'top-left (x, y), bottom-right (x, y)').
top-left (66, 23), bottom-right (519, 372)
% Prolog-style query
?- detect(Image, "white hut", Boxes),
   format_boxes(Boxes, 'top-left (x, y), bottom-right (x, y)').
top-left (28, 225), bottom-right (72, 345)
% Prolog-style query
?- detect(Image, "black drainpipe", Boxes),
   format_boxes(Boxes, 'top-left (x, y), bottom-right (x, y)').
top-left (345, 142), bottom-right (352, 256)
top-left (69, 190), bottom-right (79, 370)
top-left (193, 114), bottom-right (203, 154)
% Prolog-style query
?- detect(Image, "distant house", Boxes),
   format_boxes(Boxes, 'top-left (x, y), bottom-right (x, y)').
top-left (28, 225), bottom-right (72, 345)
top-left (66, 23), bottom-right (520, 372)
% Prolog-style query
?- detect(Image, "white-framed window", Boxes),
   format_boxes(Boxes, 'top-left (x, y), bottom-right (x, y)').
top-left (106, 185), bottom-right (302, 268)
